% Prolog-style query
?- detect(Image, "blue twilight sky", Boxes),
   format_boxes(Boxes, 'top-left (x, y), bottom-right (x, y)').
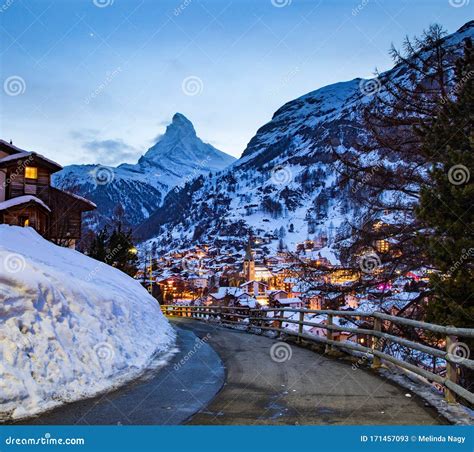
top-left (0, 0), bottom-right (471, 165)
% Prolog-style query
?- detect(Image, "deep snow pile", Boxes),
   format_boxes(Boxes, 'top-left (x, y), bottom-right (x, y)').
top-left (0, 225), bottom-right (176, 421)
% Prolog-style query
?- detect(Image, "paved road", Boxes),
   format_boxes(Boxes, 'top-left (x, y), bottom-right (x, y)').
top-left (175, 319), bottom-right (446, 425)
top-left (17, 326), bottom-right (224, 425)
top-left (17, 318), bottom-right (446, 425)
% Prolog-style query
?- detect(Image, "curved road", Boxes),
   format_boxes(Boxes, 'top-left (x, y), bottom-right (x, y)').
top-left (18, 319), bottom-right (445, 425)
top-left (17, 326), bottom-right (225, 425)
top-left (178, 319), bottom-right (445, 425)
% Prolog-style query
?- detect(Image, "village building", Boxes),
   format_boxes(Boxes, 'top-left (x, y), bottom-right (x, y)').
top-left (207, 286), bottom-right (258, 308)
top-left (0, 140), bottom-right (96, 248)
top-left (242, 241), bottom-right (256, 281)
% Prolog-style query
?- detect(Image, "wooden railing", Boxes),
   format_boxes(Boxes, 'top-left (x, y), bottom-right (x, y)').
top-left (160, 305), bottom-right (474, 406)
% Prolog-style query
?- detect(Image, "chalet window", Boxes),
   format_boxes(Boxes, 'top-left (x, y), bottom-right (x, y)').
top-left (25, 166), bottom-right (38, 179)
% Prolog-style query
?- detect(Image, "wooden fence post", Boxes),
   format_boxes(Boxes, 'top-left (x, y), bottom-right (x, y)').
top-left (279, 310), bottom-right (284, 331)
top-left (298, 311), bottom-right (304, 343)
top-left (325, 314), bottom-right (334, 353)
top-left (445, 335), bottom-right (458, 403)
top-left (371, 317), bottom-right (382, 369)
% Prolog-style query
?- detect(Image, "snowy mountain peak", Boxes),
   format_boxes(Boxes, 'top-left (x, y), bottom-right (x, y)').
top-left (168, 112), bottom-right (196, 136)
top-left (137, 21), bottom-right (474, 254)
top-left (54, 114), bottom-right (236, 229)
top-left (142, 113), bottom-right (234, 170)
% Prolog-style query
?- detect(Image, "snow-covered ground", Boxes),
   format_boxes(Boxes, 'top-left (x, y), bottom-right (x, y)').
top-left (0, 225), bottom-right (176, 421)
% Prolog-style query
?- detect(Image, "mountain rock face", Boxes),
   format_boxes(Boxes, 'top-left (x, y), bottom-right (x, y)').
top-left (53, 113), bottom-right (235, 229)
top-left (137, 22), bottom-right (473, 259)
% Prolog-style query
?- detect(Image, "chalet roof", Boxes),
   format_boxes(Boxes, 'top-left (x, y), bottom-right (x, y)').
top-left (0, 151), bottom-right (62, 172)
top-left (0, 151), bottom-right (31, 163)
top-left (61, 189), bottom-right (97, 209)
top-left (49, 187), bottom-right (96, 211)
top-left (0, 139), bottom-right (27, 156)
top-left (0, 195), bottom-right (51, 212)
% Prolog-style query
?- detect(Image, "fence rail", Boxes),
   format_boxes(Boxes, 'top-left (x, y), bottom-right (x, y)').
top-left (160, 305), bottom-right (473, 406)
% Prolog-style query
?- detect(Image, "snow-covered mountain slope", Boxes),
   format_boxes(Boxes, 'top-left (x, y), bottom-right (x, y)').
top-left (0, 225), bottom-right (176, 421)
top-left (53, 113), bottom-right (235, 229)
top-left (137, 22), bottom-right (474, 258)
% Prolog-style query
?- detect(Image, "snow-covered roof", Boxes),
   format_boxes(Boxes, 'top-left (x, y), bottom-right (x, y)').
top-left (0, 151), bottom-right (62, 170)
top-left (239, 297), bottom-right (258, 308)
top-left (0, 139), bottom-right (29, 155)
top-left (210, 287), bottom-right (245, 299)
top-left (277, 297), bottom-right (302, 305)
top-left (0, 195), bottom-right (51, 212)
top-left (0, 151), bottom-right (31, 163)
top-left (62, 190), bottom-right (97, 208)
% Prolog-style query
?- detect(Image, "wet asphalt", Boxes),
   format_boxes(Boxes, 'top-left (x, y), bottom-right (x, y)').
top-left (15, 325), bottom-right (224, 425)
top-left (176, 319), bottom-right (446, 425)
top-left (15, 319), bottom-right (446, 425)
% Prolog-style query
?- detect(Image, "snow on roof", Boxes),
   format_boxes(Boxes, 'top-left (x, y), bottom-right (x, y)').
top-left (277, 297), bottom-right (302, 305)
top-left (0, 195), bottom-right (51, 212)
top-left (0, 139), bottom-right (28, 155)
top-left (390, 291), bottom-right (420, 302)
top-left (210, 286), bottom-right (245, 299)
top-left (62, 190), bottom-right (97, 208)
top-left (239, 297), bottom-right (258, 308)
top-left (0, 150), bottom-right (62, 170)
top-left (0, 151), bottom-right (32, 163)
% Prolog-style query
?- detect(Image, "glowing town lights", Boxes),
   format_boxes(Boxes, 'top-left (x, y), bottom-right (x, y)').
top-left (373, 220), bottom-right (383, 231)
top-left (375, 239), bottom-right (390, 253)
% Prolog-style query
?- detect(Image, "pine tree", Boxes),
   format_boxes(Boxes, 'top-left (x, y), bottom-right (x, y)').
top-left (416, 37), bottom-right (474, 328)
top-left (88, 226), bottom-right (108, 262)
top-left (325, 24), bottom-right (464, 313)
top-left (86, 223), bottom-right (139, 277)
top-left (107, 223), bottom-right (139, 276)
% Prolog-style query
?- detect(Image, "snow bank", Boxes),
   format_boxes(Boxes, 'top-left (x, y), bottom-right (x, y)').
top-left (0, 225), bottom-right (176, 421)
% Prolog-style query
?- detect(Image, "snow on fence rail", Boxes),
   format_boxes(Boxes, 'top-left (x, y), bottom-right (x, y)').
top-left (160, 305), bottom-right (474, 406)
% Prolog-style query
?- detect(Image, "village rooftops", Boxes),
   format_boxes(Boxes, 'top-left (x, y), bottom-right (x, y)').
top-left (276, 297), bottom-right (302, 305)
top-left (209, 287), bottom-right (246, 299)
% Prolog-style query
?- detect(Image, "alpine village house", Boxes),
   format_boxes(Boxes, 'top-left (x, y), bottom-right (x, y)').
top-left (0, 140), bottom-right (96, 248)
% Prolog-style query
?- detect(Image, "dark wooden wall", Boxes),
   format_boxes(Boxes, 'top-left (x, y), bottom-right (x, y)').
top-left (7, 166), bottom-right (50, 198)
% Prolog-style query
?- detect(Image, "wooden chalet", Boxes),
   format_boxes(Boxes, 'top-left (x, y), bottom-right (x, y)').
top-left (0, 140), bottom-right (96, 248)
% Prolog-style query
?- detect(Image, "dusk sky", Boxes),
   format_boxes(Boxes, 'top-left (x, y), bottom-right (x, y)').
top-left (0, 0), bottom-right (471, 166)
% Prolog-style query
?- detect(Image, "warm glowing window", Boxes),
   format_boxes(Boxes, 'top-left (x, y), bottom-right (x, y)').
top-left (25, 166), bottom-right (38, 179)
top-left (376, 239), bottom-right (390, 253)
top-left (19, 216), bottom-right (29, 227)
